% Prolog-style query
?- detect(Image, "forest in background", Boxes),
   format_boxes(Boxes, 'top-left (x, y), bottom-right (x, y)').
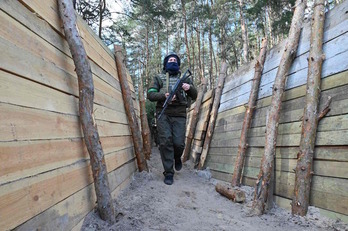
top-left (73, 0), bottom-right (343, 119)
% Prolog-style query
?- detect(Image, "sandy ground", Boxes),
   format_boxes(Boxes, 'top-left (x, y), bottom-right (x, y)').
top-left (81, 148), bottom-right (348, 231)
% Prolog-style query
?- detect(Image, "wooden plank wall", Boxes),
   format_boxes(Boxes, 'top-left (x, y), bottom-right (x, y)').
top-left (0, 0), bottom-right (138, 230)
top-left (206, 1), bottom-right (348, 222)
top-left (185, 90), bottom-right (214, 166)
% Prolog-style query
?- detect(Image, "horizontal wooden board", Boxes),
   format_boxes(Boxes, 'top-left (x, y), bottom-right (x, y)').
top-left (211, 129), bottom-right (348, 148)
top-left (0, 0), bottom-right (140, 229)
top-left (274, 196), bottom-right (348, 223)
top-left (217, 71), bottom-right (348, 126)
top-left (208, 146), bottom-right (348, 162)
top-left (261, 1), bottom-right (348, 75)
top-left (208, 153), bottom-right (348, 179)
top-left (18, 0), bottom-right (133, 89)
top-left (210, 165), bottom-right (348, 212)
top-left (213, 114), bottom-right (348, 142)
top-left (0, 37), bottom-right (126, 113)
top-left (0, 136), bottom-right (133, 184)
top-left (70, 174), bottom-right (133, 231)
top-left (0, 8), bottom-right (125, 99)
top-left (0, 1), bottom-right (123, 93)
top-left (202, 89), bottom-right (214, 103)
top-left (0, 70), bottom-right (128, 124)
top-left (219, 28), bottom-right (348, 112)
top-left (14, 161), bottom-right (135, 231)
top-left (0, 148), bottom-right (135, 230)
top-left (274, 173), bottom-right (348, 215)
top-left (212, 82), bottom-right (348, 146)
top-left (222, 22), bottom-right (348, 100)
top-left (216, 68), bottom-right (348, 127)
top-left (18, 0), bottom-right (117, 77)
top-left (0, 103), bottom-right (131, 142)
top-left (219, 47), bottom-right (348, 112)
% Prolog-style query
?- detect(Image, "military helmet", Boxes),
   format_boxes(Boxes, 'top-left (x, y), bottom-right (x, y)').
top-left (163, 52), bottom-right (181, 70)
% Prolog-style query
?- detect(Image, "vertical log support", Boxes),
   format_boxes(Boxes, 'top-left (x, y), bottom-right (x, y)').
top-left (231, 38), bottom-right (268, 187)
top-left (114, 45), bottom-right (148, 172)
top-left (182, 78), bottom-right (208, 162)
top-left (252, 0), bottom-right (307, 215)
top-left (57, 0), bottom-right (115, 223)
top-left (292, 0), bottom-right (326, 216)
top-left (198, 62), bottom-right (228, 169)
top-left (138, 75), bottom-right (152, 160)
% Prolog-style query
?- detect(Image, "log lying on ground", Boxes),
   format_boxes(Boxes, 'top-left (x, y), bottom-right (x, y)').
top-left (215, 183), bottom-right (246, 203)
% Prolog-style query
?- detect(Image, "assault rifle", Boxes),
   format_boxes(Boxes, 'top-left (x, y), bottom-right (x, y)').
top-left (157, 69), bottom-right (192, 120)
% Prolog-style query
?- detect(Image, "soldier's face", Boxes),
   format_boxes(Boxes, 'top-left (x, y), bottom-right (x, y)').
top-left (168, 57), bottom-right (177, 63)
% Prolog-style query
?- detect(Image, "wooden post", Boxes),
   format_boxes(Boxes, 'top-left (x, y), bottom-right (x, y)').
top-left (114, 45), bottom-right (148, 172)
top-left (292, 0), bottom-right (326, 216)
top-left (57, 0), bottom-right (116, 224)
top-left (198, 62), bottom-right (228, 169)
top-left (182, 78), bottom-right (208, 162)
top-left (138, 73), bottom-right (152, 160)
top-left (252, 0), bottom-right (307, 215)
top-left (231, 38), bottom-right (268, 187)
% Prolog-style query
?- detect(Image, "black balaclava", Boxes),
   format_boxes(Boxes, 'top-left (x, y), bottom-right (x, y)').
top-left (163, 53), bottom-right (181, 75)
top-left (166, 60), bottom-right (180, 75)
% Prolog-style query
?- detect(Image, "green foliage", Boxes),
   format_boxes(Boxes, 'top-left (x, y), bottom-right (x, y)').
top-left (247, 0), bottom-right (296, 37)
top-left (75, 0), bottom-right (318, 94)
top-left (145, 100), bottom-right (156, 125)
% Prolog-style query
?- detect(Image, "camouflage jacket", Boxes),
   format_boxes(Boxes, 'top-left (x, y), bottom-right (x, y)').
top-left (147, 71), bottom-right (197, 117)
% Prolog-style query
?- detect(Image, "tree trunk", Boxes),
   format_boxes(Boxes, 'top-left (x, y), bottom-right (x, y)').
top-left (212, 45), bottom-right (218, 89)
top-left (252, 0), bottom-right (307, 215)
top-left (196, 20), bottom-right (203, 84)
top-left (191, 25), bottom-right (196, 83)
top-left (57, 0), bottom-right (116, 224)
top-left (166, 20), bottom-right (169, 54)
top-left (220, 27), bottom-right (227, 61)
top-left (231, 36), bottom-right (239, 70)
top-left (202, 28), bottom-right (205, 81)
top-left (98, 0), bottom-right (105, 39)
top-left (239, 0), bottom-right (249, 63)
top-left (157, 30), bottom-right (161, 73)
top-left (292, 0), bottom-right (326, 216)
top-left (182, 78), bottom-right (208, 162)
top-left (181, 0), bottom-right (191, 67)
top-left (138, 71), bottom-right (152, 160)
top-left (231, 38), bottom-right (268, 187)
top-left (265, 4), bottom-right (274, 48)
top-left (145, 25), bottom-right (150, 88)
top-left (114, 45), bottom-right (148, 172)
top-left (215, 183), bottom-right (246, 203)
top-left (198, 62), bottom-right (228, 169)
top-left (209, 22), bottom-right (213, 89)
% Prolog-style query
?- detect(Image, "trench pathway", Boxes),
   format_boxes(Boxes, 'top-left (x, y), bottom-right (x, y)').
top-left (81, 147), bottom-right (347, 231)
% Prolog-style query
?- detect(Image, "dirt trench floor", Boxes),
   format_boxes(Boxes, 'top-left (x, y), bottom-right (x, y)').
top-left (81, 148), bottom-right (348, 231)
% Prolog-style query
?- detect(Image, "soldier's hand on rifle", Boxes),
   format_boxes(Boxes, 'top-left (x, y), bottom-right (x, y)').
top-left (165, 92), bottom-right (176, 101)
top-left (182, 83), bottom-right (190, 91)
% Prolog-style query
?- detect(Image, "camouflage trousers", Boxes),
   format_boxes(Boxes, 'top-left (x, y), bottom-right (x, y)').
top-left (157, 114), bottom-right (186, 176)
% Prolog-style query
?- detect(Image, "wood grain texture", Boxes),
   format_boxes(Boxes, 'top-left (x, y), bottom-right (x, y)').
top-left (0, 0), bottom-right (139, 228)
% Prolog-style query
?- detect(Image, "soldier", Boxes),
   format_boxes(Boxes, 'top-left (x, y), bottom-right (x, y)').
top-left (147, 52), bottom-right (197, 185)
